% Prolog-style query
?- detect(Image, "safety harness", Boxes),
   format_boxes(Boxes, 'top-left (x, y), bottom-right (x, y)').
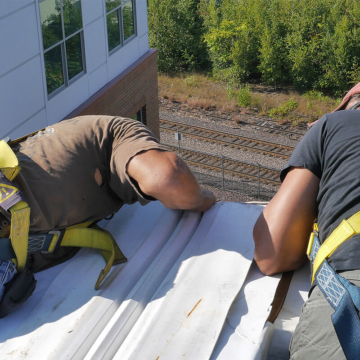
top-left (307, 214), bottom-right (360, 360)
top-left (0, 138), bottom-right (127, 317)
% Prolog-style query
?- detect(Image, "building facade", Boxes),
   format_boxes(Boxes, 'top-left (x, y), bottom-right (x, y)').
top-left (0, 0), bottom-right (160, 140)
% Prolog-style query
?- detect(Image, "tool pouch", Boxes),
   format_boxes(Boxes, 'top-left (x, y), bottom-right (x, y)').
top-left (0, 268), bottom-right (37, 318)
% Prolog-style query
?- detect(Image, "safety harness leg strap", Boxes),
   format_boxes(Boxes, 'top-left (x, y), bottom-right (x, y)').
top-left (0, 138), bottom-right (127, 290)
top-left (60, 226), bottom-right (127, 289)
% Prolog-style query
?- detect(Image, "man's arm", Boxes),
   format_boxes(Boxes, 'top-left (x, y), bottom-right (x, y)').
top-left (253, 167), bottom-right (319, 275)
top-left (127, 149), bottom-right (215, 212)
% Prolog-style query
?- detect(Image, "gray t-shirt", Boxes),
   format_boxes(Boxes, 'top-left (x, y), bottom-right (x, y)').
top-left (281, 110), bottom-right (360, 271)
top-left (12, 116), bottom-right (168, 233)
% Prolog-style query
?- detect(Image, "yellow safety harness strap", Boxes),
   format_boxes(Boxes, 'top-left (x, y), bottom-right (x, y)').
top-left (311, 211), bottom-right (360, 283)
top-left (0, 138), bottom-right (127, 289)
top-left (9, 201), bottom-right (30, 272)
top-left (60, 224), bottom-right (127, 289)
top-left (0, 139), bottom-right (21, 181)
top-left (0, 140), bottom-right (31, 272)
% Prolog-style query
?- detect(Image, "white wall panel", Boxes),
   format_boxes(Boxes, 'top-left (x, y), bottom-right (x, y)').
top-left (84, 17), bottom-right (107, 73)
top-left (136, 0), bottom-right (148, 38)
top-left (0, 56), bottom-right (45, 138)
top-left (88, 63), bottom-right (108, 96)
top-left (0, 0), bottom-right (34, 18)
top-left (46, 75), bottom-right (89, 124)
top-left (0, 3), bottom-right (40, 77)
top-left (82, 0), bottom-right (104, 26)
top-left (138, 32), bottom-right (149, 57)
top-left (107, 39), bottom-right (139, 81)
top-left (9, 108), bottom-right (47, 140)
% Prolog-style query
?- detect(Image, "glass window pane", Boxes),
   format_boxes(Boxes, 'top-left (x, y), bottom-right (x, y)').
top-left (107, 12), bottom-right (121, 52)
top-left (66, 33), bottom-right (83, 80)
top-left (106, 0), bottom-right (121, 13)
top-left (123, 1), bottom-right (134, 41)
top-left (39, 0), bottom-right (62, 49)
top-left (63, 0), bottom-right (83, 37)
top-left (44, 45), bottom-right (64, 94)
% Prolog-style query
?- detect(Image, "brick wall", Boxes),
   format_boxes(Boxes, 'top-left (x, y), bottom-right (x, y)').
top-left (65, 49), bottom-right (160, 138)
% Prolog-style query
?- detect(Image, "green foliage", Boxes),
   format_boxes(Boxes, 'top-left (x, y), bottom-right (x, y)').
top-left (226, 84), bottom-right (236, 100)
top-left (149, 0), bottom-right (360, 95)
top-left (269, 99), bottom-right (298, 117)
top-left (147, 0), bottom-right (209, 72)
top-left (237, 84), bottom-right (252, 107)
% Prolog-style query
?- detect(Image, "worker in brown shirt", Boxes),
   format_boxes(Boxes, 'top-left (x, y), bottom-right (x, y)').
top-left (0, 115), bottom-right (215, 315)
top-left (12, 115), bottom-right (215, 233)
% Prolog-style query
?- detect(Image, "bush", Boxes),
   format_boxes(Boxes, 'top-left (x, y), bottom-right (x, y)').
top-left (184, 75), bottom-right (198, 87)
top-left (149, 0), bottom-right (360, 95)
top-left (148, 0), bottom-right (209, 72)
top-left (269, 99), bottom-right (298, 117)
top-left (237, 84), bottom-right (252, 107)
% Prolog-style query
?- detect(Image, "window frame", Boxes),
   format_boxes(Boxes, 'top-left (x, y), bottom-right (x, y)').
top-left (39, 0), bottom-right (86, 99)
top-left (106, 0), bottom-right (137, 56)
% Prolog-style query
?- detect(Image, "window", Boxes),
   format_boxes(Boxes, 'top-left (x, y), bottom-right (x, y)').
top-left (39, 0), bottom-right (85, 96)
top-left (131, 106), bottom-right (146, 125)
top-left (106, 0), bottom-right (136, 53)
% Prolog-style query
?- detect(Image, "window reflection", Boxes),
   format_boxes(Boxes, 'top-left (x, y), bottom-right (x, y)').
top-left (39, 0), bottom-right (62, 49)
top-left (63, 0), bottom-right (83, 37)
top-left (106, 0), bottom-right (136, 53)
top-left (107, 12), bottom-right (121, 52)
top-left (66, 33), bottom-right (83, 80)
top-left (123, 1), bottom-right (134, 41)
top-left (106, 0), bottom-right (121, 13)
top-left (40, 0), bottom-right (85, 95)
top-left (44, 45), bottom-right (64, 94)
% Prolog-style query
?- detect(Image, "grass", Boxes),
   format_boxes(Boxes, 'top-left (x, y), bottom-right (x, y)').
top-left (158, 73), bottom-right (342, 126)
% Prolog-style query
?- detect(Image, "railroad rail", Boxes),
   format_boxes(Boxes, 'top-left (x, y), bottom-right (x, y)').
top-left (164, 143), bottom-right (281, 186)
top-left (159, 104), bottom-right (308, 140)
top-left (160, 119), bottom-right (294, 159)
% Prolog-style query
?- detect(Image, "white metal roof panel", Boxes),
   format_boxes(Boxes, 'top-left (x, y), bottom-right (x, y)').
top-left (0, 201), bottom-right (309, 360)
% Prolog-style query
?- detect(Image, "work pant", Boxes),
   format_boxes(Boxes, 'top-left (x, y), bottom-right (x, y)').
top-left (290, 269), bottom-right (360, 360)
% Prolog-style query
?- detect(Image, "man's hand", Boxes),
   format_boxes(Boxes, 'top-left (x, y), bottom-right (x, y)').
top-left (127, 150), bottom-right (215, 212)
top-left (253, 167), bottom-right (319, 275)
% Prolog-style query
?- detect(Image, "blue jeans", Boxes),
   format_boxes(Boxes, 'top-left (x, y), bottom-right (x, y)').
top-left (0, 260), bottom-right (17, 301)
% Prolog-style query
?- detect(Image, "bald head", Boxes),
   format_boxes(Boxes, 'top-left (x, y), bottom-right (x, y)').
top-left (345, 94), bottom-right (360, 110)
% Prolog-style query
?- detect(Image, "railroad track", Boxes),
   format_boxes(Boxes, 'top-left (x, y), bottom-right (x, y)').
top-left (160, 119), bottom-right (294, 159)
top-left (159, 105), bottom-right (308, 140)
top-left (164, 143), bottom-right (281, 186)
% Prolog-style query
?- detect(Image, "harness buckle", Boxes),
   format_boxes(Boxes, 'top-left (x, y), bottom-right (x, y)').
top-left (41, 230), bottom-right (62, 254)
top-left (307, 231), bottom-right (317, 260)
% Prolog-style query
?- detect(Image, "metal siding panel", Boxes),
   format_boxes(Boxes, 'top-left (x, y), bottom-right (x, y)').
top-left (136, 0), bottom-right (148, 38)
top-left (81, 0), bottom-right (104, 26)
top-left (107, 39), bottom-right (139, 81)
top-left (9, 108), bottom-right (47, 140)
top-left (138, 32), bottom-right (149, 57)
top-left (0, 3), bottom-right (40, 77)
top-left (46, 75), bottom-right (89, 124)
top-left (88, 63), bottom-right (108, 96)
top-left (0, 56), bottom-right (45, 138)
top-left (0, 0), bottom-right (34, 19)
top-left (84, 17), bottom-right (107, 73)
